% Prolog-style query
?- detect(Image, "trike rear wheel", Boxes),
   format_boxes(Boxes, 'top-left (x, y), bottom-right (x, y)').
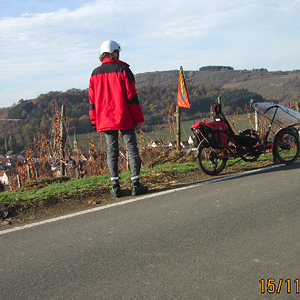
top-left (273, 128), bottom-right (300, 164)
top-left (196, 146), bottom-right (227, 175)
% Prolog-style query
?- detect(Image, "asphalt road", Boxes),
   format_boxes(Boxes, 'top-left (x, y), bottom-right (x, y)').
top-left (1, 163), bottom-right (300, 299)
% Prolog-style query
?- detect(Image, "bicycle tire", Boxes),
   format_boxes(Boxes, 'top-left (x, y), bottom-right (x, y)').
top-left (273, 128), bottom-right (300, 164)
top-left (196, 146), bottom-right (227, 175)
top-left (239, 130), bottom-right (262, 162)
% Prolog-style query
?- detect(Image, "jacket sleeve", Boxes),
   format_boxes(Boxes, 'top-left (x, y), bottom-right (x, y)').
top-left (124, 67), bottom-right (144, 124)
top-left (88, 76), bottom-right (96, 125)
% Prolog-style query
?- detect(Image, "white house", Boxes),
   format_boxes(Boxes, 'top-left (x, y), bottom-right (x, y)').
top-left (0, 170), bottom-right (9, 186)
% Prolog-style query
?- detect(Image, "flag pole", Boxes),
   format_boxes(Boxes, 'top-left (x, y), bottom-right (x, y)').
top-left (176, 66), bottom-right (191, 152)
top-left (176, 104), bottom-right (181, 152)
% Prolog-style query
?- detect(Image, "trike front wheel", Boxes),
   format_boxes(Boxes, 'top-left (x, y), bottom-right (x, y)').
top-left (273, 128), bottom-right (300, 164)
top-left (196, 146), bottom-right (227, 175)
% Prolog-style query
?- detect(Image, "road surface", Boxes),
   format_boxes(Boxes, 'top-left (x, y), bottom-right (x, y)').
top-left (1, 163), bottom-right (300, 299)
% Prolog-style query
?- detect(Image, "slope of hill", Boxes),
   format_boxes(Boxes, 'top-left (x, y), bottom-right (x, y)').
top-left (135, 68), bottom-right (300, 104)
top-left (222, 71), bottom-right (300, 103)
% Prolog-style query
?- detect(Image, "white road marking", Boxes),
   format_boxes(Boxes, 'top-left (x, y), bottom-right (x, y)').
top-left (0, 164), bottom-right (284, 235)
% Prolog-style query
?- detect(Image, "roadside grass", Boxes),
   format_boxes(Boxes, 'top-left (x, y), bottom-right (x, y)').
top-left (0, 174), bottom-right (110, 206)
top-left (226, 152), bottom-right (273, 167)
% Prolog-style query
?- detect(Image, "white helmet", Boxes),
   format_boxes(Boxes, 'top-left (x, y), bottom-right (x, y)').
top-left (100, 40), bottom-right (121, 55)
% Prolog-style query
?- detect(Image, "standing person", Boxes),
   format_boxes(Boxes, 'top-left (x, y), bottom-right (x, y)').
top-left (89, 40), bottom-right (148, 197)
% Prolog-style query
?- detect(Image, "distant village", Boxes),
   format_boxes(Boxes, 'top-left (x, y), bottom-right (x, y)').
top-left (0, 150), bottom-right (26, 191)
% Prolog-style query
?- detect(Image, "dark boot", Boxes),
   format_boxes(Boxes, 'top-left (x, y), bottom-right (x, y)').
top-left (132, 182), bottom-right (148, 196)
top-left (111, 181), bottom-right (121, 198)
top-left (111, 186), bottom-right (121, 197)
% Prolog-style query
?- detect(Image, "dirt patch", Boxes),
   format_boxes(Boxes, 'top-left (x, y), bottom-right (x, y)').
top-left (223, 82), bottom-right (243, 89)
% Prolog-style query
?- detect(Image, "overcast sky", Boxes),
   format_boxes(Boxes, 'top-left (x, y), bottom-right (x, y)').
top-left (0, 0), bottom-right (299, 108)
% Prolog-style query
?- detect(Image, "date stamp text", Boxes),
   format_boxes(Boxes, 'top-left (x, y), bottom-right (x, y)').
top-left (259, 278), bottom-right (299, 294)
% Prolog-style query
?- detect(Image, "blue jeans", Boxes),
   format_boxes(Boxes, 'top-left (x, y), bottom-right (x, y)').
top-left (104, 129), bottom-right (141, 182)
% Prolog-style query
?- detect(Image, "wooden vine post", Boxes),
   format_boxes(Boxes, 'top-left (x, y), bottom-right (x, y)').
top-left (60, 104), bottom-right (66, 177)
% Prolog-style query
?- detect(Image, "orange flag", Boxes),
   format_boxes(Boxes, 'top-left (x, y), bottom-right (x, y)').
top-left (177, 66), bottom-right (191, 108)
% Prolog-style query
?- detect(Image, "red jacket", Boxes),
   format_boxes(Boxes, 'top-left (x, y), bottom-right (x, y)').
top-left (89, 58), bottom-right (144, 132)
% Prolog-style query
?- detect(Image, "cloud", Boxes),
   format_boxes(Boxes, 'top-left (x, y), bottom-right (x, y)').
top-left (0, 0), bottom-right (300, 107)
